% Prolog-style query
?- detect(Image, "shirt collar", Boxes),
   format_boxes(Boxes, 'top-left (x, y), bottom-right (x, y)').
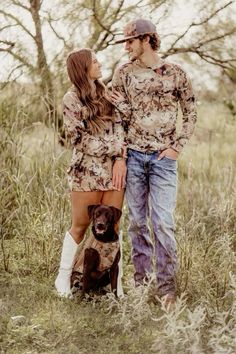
top-left (135, 58), bottom-right (165, 70)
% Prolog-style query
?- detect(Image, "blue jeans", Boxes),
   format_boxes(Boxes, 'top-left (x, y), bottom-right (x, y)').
top-left (126, 149), bottom-right (177, 295)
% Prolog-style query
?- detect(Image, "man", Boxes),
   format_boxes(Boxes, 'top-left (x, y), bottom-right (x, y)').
top-left (111, 18), bottom-right (197, 306)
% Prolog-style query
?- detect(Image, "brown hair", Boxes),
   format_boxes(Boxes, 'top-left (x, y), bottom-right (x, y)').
top-left (66, 48), bottom-right (114, 134)
top-left (139, 33), bottom-right (161, 51)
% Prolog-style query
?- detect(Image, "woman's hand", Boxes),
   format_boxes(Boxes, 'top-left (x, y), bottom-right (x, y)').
top-left (122, 143), bottom-right (127, 159)
top-left (106, 89), bottom-right (125, 105)
top-left (112, 159), bottom-right (127, 191)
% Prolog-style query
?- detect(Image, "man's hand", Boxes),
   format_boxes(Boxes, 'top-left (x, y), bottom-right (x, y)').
top-left (157, 148), bottom-right (179, 161)
top-left (112, 159), bottom-right (127, 191)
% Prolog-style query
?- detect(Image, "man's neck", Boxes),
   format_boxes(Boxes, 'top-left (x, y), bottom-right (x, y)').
top-left (139, 50), bottom-right (161, 68)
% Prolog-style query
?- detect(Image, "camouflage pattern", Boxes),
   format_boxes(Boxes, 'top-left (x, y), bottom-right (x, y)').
top-left (112, 59), bottom-right (197, 153)
top-left (115, 19), bottom-right (157, 43)
top-left (73, 233), bottom-right (120, 273)
top-left (62, 86), bottom-right (124, 191)
top-left (124, 21), bottom-right (137, 37)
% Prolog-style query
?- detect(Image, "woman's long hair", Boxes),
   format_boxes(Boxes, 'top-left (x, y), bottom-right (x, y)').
top-left (66, 48), bottom-right (114, 135)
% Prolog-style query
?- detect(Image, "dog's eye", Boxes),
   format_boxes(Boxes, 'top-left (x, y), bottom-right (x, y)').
top-left (96, 211), bottom-right (101, 217)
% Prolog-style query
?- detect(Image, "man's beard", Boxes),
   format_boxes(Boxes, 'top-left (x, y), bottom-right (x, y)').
top-left (129, 43), bottom-right (144, 61)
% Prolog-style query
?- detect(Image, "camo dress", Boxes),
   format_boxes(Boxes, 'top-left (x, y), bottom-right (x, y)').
top-left (62, 87), bottom-right (124, 192)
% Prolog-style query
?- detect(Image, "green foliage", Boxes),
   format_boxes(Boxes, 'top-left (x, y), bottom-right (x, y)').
top-left (0, 99), bottom-right (235, 353)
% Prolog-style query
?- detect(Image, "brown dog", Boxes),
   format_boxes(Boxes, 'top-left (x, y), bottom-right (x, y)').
top-left (71, 204), bottom-right (122, 297)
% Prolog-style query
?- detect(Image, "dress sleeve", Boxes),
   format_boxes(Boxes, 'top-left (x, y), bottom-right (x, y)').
top-left (171, 67), bottom-right (197, 153)
top-left (62, 92), bottom-right (123, 157)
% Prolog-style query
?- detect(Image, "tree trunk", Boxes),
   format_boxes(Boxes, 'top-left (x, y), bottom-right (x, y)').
top-left (30, 0), bottom-right (55, 121)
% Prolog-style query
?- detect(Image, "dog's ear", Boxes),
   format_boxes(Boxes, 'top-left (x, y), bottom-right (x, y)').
top-left (88, 205), bottom-right (98, 220)
top-left (110, 206), bottom-right (122, 223)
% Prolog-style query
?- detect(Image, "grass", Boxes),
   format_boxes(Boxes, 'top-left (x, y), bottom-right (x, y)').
top-left (0, 98), bottom-right (235, 353)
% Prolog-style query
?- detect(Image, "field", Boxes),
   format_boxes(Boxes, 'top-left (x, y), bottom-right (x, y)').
top-left (0, 96), bottom-right (235, 354)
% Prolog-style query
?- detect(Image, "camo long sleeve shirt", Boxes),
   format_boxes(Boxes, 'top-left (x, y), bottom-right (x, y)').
top-left (112, 59), bottom-right (197, 153)
top-left (62, 86), bottom-right (124, 192)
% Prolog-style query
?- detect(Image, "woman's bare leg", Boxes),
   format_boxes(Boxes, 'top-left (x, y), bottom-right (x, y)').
top-left (55, 190), bottom-right (103, 296)
top-left (101, 189), bottom-right (125, 209)
top-left (101, 189), bottom-right (125, 232)
top-left (70, 191), bottom-right (103, 243)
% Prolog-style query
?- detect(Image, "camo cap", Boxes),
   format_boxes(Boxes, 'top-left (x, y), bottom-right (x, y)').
top-left (115, 19), bottom-right (157, 44)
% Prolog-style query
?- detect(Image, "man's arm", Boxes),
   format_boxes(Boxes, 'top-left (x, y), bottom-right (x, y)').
top-left (171, 67), bottom-right (197, 153)
top-left (112, 66), bottom-right (132, 121)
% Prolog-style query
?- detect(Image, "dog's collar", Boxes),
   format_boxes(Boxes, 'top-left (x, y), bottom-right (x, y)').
top-left (92, 226), bottom-right (119, 243)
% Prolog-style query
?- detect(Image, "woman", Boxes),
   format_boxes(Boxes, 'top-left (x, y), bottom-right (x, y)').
top-left (55, 48), bottom-right (126, 297)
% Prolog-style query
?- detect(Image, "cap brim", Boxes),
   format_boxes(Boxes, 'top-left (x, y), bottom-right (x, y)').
top-left (114, 35), bottom-right (140, 44)
top-left (114, 32), bottom-right (157, 44)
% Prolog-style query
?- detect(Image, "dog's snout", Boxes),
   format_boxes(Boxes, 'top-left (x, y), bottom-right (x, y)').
top-left (96, 222), bottom-right (105, 230)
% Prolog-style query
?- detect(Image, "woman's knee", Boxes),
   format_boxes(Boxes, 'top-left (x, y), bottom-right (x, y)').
top-left (69, 224), bottom-right (89, 243)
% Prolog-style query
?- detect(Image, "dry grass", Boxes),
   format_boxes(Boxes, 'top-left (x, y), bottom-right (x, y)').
top-left (0, 98), bottom-right (235, 353)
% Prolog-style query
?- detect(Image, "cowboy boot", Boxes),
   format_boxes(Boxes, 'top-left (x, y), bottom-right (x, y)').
top-left (55, 231), bottom-right (79, 297)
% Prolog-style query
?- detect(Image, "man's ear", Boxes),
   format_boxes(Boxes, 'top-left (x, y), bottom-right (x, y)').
top-left (143, 35), bottom-right (150, 46)
top-left (88, 205), bottom-right (98, 220)
top-left (110, 206), bottom-right (122, 223)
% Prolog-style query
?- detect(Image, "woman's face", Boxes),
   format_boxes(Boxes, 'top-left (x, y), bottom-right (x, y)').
top-left (88, 53), bottom-right (102, 80)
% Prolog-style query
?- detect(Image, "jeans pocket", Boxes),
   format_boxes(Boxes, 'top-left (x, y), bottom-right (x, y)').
top-left (164, 156), bottom-right (177, 161)
top-left (157, 156), bottom-right (177, 172)
top-left (128, 149), bottom-right (135, 157)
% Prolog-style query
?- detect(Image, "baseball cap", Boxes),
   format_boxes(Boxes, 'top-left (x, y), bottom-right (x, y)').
top-left (115, 19), bottom-right (157, 44)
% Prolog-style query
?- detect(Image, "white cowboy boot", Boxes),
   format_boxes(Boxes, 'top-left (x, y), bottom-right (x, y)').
top-left (55, 231), bottom-right (79, 297)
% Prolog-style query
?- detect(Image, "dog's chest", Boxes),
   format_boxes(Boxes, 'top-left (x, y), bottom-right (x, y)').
top-left (73, 234), bottom-right (119, 273)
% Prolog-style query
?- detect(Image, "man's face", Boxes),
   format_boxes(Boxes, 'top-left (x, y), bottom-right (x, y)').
top-left (124, 37), bottom-right (144, 61)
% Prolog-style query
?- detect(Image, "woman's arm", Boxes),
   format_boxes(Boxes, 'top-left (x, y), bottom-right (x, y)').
top-left (110, 110), bottom-right (127, 191)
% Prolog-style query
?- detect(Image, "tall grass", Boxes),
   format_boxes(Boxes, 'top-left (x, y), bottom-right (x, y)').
top-left (0, 96), bottom-right (235, 353)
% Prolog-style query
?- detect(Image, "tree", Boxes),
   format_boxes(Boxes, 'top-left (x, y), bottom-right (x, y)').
top-left (1, 0), bottom-right (235, 112)
top-left (162, 1), bottom-right (236, 72)
top-left (0, 0), bottom-right (54, 117)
